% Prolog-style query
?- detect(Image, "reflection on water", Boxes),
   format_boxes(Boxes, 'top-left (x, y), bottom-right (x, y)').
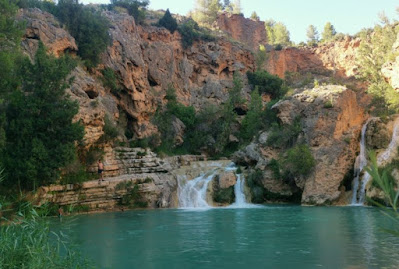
top-left (52, 206), bottom-right (399, 269)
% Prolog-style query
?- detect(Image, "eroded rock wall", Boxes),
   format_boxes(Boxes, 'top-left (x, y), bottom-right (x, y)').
top-left (266, 37), bottom-right (361, 79)
top-left (215, 13), bottom-right (267, 51)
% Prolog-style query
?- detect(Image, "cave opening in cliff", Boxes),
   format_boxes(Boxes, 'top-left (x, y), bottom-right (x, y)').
top-left (85, 89), bottom-right (99, 99)
top-left (148, 73), bottom-right (159, 87)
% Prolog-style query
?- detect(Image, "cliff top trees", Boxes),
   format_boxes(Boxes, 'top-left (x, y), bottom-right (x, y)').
top-left (250, 11), bottom-right (260, 21)
top-left (306, 24), bottom-right (319, 45)
top-left (192, 0), bottom-right (222, 27)
top-left (321, 22), bottom-right (336, 42)
top-left (265, 20), bottom-right (291, 47)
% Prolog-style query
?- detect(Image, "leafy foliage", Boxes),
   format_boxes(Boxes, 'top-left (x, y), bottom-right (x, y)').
top-left (3, 43), bottom-right (83, 190)
top-left (101, 67), bottom-right (121, 94)
top-left (212, 176), bottom-right (235, 204)
top-left (157, 9), bottom-right (178, 33)
top-left (247, 70), bottom-right (286, 99)
top-left (282, 144), bottom-right (315, 178)
top-left (117, 181), bottom-right (148, 208)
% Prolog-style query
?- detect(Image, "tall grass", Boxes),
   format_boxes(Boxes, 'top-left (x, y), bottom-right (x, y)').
top-left (366, 151), bottom-right (399, 236)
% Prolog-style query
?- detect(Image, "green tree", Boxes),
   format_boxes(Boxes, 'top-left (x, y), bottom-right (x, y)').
top-left (282, 144), bottom-right (315, 178)
top-left (240, 89), bottom-right (263, 141)
top-left (192, 0), bottom-right (222, 27)
top-left (250, 11), bottom-right (260, 21)
top-left (265, 20), bottom-right (291, 46)
top-left (306, 24), bottom-right (319, 45)
top-left (3, 44), bottom-right (84, 190)
top-left (56, 0), bottom-right (110, 68)
top-left (255, 44), bottom-right (268, 70)
top-left (0, 0), bottom-right (24, 152)
top-left (321, 22), bottom-right (336, 42)
top-left (158, 9), bottom-right (178, 33)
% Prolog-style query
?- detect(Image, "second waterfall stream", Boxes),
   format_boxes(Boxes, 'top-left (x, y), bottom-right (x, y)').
top-left (177, 161), bottom-right (253, 209)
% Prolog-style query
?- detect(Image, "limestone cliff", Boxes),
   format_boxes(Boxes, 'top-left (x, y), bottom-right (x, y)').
top-left (265, 37), bottom-right (361, 79)
top-left (233, 85), bottom-right (368, 205)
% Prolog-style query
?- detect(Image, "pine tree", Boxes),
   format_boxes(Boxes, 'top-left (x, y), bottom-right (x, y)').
top-left (192, 0), bottom-right (222, 27)
top-left (321, 22), bottom-right (336, 42)
top-left (250, 11), bottom-right (260, 21)
top-left (273, 22), bottom-right (291, 46)
top-left (240, 89), bottom-right (263, 141)
top-left (158, 9), bottom-right (178, 33)
top-left (306, 25), bottom-right (319, 45)
top-left (265, 19), bottom-right (276, 44)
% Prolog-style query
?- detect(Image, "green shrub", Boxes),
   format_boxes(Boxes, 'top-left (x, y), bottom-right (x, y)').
top-left (240, 89), bottom-right (263, 142)
top-left (84, 146), bottom-right (104, 165)
top-left (157, 9), bottom-right (177, 33)
top-left (282, 144), bottom-right (315, 178)
top-left (61, 159), bottom-right (92, 185)
top-left (247, 70), bottom-right (286, 99)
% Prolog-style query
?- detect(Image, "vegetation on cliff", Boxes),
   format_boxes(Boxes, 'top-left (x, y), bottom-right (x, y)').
top-left (356, 20), bottom-right (399, 115)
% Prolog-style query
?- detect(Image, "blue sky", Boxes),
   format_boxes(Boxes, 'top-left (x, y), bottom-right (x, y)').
top-left (81, 0), bottom-right (398, 43)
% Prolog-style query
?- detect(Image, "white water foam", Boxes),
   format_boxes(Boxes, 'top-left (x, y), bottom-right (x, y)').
top-left (351, 118), bottom-right (374, 204)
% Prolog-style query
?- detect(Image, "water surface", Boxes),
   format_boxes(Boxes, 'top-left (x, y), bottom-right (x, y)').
top-left (54, 206), bottom-right (399, 269)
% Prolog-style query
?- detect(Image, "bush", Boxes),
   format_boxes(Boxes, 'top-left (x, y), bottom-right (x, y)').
top-left (268, 158), bottom-right (281, 179)
top-left (282, 144), bottom-right (315, 178)
top-left (240, 89), bottom-right (263, 142)
top-left (247, 70), bottom-right (286, 99)
top-left (157, 9), bottom-right (177, 33)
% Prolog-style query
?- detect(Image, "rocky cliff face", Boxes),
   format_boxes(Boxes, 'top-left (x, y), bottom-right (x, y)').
top-left (233, 85), bottom-right (368, 205)
top-left (266, 37), bottom-right (361, 79)
top-left (215, 13), bottom-right (267, 51)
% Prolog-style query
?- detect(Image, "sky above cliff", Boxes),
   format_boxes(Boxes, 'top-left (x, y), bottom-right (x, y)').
top-left (81, 0), bottom-right (398, 43)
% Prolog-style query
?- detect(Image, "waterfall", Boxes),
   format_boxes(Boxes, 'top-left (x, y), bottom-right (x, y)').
top-left (177, 162), bottom-right (253, 209)
top-left (355, 117), bottom-right (399, 204)
top-left (229, 174), bottom-right (254, 208)
top-left (351, 119), bottom-right (373, 204)
top-left (178, 173), bottom-right (215, 208)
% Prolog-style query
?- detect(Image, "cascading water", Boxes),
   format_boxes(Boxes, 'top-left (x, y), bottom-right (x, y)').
top-left (177, 162), bottom-right (252, 209)
top-left (351, 118), bottom-right (373, 204)
top-left (354, 117), bottom-right (399, 204)
top-left (178, 173), bottom-right (215, 208)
